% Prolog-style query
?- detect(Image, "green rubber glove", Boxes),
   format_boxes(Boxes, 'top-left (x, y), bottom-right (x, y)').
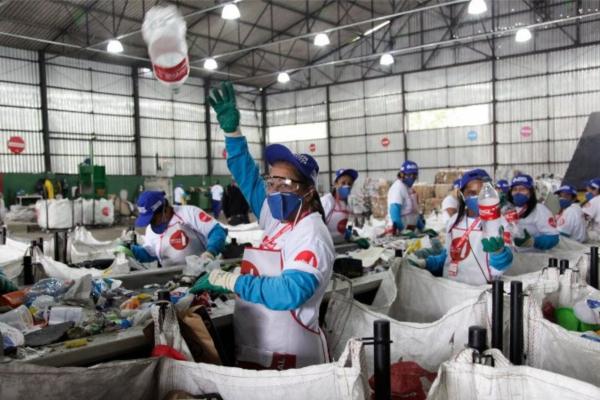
top-left (423, 229), bottom-right (439, 238)
top-left (481, 236), bottom-right (505, 253)
top-left (402, 230), bottom-right (418, 239)
top-left (207, 81), bottom-right (240, 133)
top-left (114, 245), bottom-right (134, 258)
top-left (354, 238), bottom-right (370, 249)
top-left (514, 229), bottom-right (533, 248)
top-left (189, 273), bottom-right (231, 295)
top-left (0, 271), bottom-right (18, 295)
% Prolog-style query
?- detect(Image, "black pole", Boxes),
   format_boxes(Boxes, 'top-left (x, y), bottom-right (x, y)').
top-left (548, 257), bottom-right (558, 268)
top-left (131, 66), bottom-right (142, 176)
top-left (491, 280), bottom-right (504, 351)
top-left (37, 237), bottom-right (44, 252)
top-left (590, 246), bottom-right (599, 289)
top-left (559, 259), bottom-right (569, 275)
top-left (62, 231), bottom-right (68, 263)
top-left (204, 79), bottom-right (213, 177)
top-left (260, 89), bottom-right (268, 174)
top-left (509, 281), bottom-right (524, 365)
top-left (23, 255), bottom-right (33, 285)
top-left (53, 231), bottom-right (60, 261)
top-left (1, 226), bottom-right (6, 245)
top-left (373, 319), bottom-right (390, 400)
top-left (38, 50), bottom-right (51, 172)
top-left (468, 326), bottom-right (487, 353)
top-left (325, 85), bottom-right (333, 191)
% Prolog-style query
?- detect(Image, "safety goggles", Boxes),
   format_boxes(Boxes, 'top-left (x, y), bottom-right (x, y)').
top-left (262, 174), bottom-right (303, 193)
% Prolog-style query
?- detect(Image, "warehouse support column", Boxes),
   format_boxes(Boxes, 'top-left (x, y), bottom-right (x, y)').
top-left (132, 66), bottom-right (142, 176)
top-left (38, 50), bottom-right (51, 172)
top-left (326, 85), bottom-right (333, 191)
top-left (401, 73), bottom-right (409, 162)
top-left (261, 89), bottom-right (268, 173)
top-left (204, 79), bottom-right (213, 177)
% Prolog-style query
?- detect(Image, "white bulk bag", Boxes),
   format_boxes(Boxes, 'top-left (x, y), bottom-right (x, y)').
top-left (68, 226), bottom-right (119, 263)
top-left (428, 348), bottom-right (600, 400)
top-left (36, 199), bottom-right (74, 229)
top-left (325, 290), bottom-right (490, 375)
top-left (0, 238), bottom-right (28, 281)
top-left (82, 199), bottom-right (114, 225)
top-left (0, 340), bottom-right (368, 400)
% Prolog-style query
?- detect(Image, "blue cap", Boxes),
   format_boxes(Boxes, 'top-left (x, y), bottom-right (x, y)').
top-left (265, 144), bottom-right (319, 185)
top-left (135, 191), bottom-right (165, 227)
top-left (400, 160), bottom-right (418, 174)
top-left (495, 179), bottom-right (509, 193)
top-left (452, 179), bottom-right (461, 189)
top-left (459, 168), bottom-right (491, 190)
top-left (554, 184), bottom-right (577, 196)
top-left (586, 178), bottom-right (600, 190)
top-left (335, 168), bottom-right (358, 182)
top-left (511, 174), bottom-right (534, 190)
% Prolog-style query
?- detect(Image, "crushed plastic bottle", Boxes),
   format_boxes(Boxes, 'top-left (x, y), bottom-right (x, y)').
top-left (142, 5), bottom-right (189, 90)
top-left (478, 182), bottom-right (502, 238)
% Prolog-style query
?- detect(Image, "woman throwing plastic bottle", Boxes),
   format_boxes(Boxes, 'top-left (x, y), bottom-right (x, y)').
top-left (416, 169), bottom-right (513, 286)
top-left (191, 82), bottom-right (335, 370)
top-left (321, 168), bottom-right (358, 242)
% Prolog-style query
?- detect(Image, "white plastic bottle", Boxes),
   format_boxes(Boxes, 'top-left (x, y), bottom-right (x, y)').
top-left (478, 182), bottom-right (501, 238)
top-left (142, 5), bottom-right (189, 90)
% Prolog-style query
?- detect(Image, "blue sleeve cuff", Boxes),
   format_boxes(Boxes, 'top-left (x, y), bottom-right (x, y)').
top-left (225, 136), bottom-right (267, 218)
top-left (234, 269), bottom-right (319, 311)
top-left (207, 224), bottom-right (227, 255)
top-left (389, 203), bottom-right (403, 230)
top-left (425, 249), bottom-right (447, 277)
top-left (533, 234), bottom-right (559, 250)
top-left (489, 247), bottom-right (513, 271)
top-left (131, 244), bottom-right (158, 263)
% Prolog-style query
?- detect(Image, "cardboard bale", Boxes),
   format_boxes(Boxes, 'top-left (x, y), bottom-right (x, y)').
top-left (434, 169), bottom-right (464, 184)
top-left (413, 184), bottom-right (435, 201)
top-left (371, 195), bottom-right (388, 219)
top-left (424, 198), bottom-right (443, 214)
top-left (434, 184), bottom-right (453, 198)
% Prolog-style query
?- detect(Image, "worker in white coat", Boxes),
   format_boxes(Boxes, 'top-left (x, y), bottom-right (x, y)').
top-left (507, 174), bottom-right (560, 251)
top-left (173, 183), bottom-right (186, 205)
top-left (413, 168), bottom-right (513, 286)
top-left (191, 82), bottom-right (334, 370)
top-left (554, 184), bottom-right (587, 243)
top-left (582, 178), bottom-right (600, 242)
top-left (387, 160), bottom-right (424, 233)
top-left (441, 179), bottom-right (460, 225)
top-left (121, 191), bottom-right (227, 266)
top-left (321, 168), bottom-right (358, 242)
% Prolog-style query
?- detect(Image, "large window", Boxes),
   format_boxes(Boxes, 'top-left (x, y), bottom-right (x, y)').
top-left (267, 122), bottom-right (327, 143)
top-left (408, 104), bottom-right (491, 131)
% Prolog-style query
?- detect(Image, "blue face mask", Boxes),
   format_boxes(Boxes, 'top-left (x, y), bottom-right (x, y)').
top-left (402, 177), bottom-right (416, 188)
top-left (151, 221), bottom-right (169, 235)
top-left (337, 185), bottom-right (351, 200)
top-left (267, 192), bottom-right (303, 221)
top-left (512, 193), bottom-right (529, 207)
top-left (464, 196), bottom-right (479, 216)
top-left (559, 199), bottom-right (573, 210)
top-left (586, 192), bottom-right (595, 202)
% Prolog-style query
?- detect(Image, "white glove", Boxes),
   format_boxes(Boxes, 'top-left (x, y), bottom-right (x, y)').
top-left (200, 251), bottom-right (215, 260)
top-left (208, 269), bottom-right (241, 292)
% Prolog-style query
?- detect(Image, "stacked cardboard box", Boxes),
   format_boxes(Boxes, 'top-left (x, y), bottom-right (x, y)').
top-left (371, 179), bottom-right (390, 219)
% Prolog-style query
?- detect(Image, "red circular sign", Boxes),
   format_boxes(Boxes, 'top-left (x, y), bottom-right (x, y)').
top-left (450, 237), bottom-right (471, 262)
top-left (7, 136), bottom-right (25, 154)
top-left (381, 137), bottom-right (390, 148)
top-left (198, 211), bottom-right (212, 223)
top-left (169, 230), bottom-right (189, 250)
top-left (241, 259), bottom-right (260, 276)
top-left (294, 250), bottom-right (318, 268)
top-left (309, 143), bottom-right (316, 153)
top-left (337, 219), bottom-right (348, 234)
top-left (548, 217), bottom-right (557, 228)
top-left (222, 148), bottom-right (227, 158)
top-left (520, 126), bottom-right (532, 138)
top-left (102, 207), bottom-right (110, 217)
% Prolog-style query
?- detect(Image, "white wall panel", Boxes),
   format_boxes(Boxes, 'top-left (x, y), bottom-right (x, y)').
top-left (368, 152), bottom-right (403, 170)
top-left (296, 88), bottom-right (325, 106)
top-left (173, 102), bottom-right (203, 122)
top-left (330, 117), bottom-right (365, 137)
top-left (0, 82), bottom-right (40, 108)
top-left (407, 129), bottom-right (448, 149)
top-left (498, 142), bottom-right (549, 164)
top-left (139, 98), bottom-right (172, 119)
top-left (407, 149), bottom-right (449, 168)
top-left (48, 110), bottom-right (91, 133)
top-left (405, 88), bottom-right (447, 110)
top-left (0, 58), bottom-right (38, 84)
top-left (330, 81), bottom-right (364, 101)
top-left (92, 72), bottom-right (132, 95)
top-left (92, 93), bottom-right (133, 115)
top-left (94, 115), bottom-right (133, 136)
top-left (448, 125), bottom-right (493, 146)
top-left (297, 105), bottom-right (326, 123)
top-left (496, 98), bottom-right (548, 122)
top-left (331, 154), bottom-right (367, 170)
top-left (405, 69), bottom-right (446, 91)
top-left (174, 121), bottom-right (205, 140)
top-left (47, 88), bottom-right (92, 112)
top-left (496, 54), bottom-right (547, 79)
top-left (268, 92), bottom-right (295, 110)
top-left (449, 145), bottom-right (494, 167)
top-left (173, 84), bottom-right (203, 104)
top-left (366, 133), bottom-right (404, 152)
top-left (497, 120), bottom-right (549, 143)
top-left (174, 139), bottom-right (204, 157)
top-left (331, 136), bottom-right (365, 154)
top-left (140, 138), bottom-right (175, 157)
top-left (364, 76), bottom-right (402, 96)
top-left (550, 95), bottom-right (577, 118)
top-left (47, 65), bottom-right (91, 90)
top-left (330, 99), bottom-right (365, 119)
top-left (140, 118), bottom-right (173, 137)
top-left (550, 139), bottom-right (578, 162)
top-left (551, 117), bottom-right (587, 140)
top-left (176, 158), bottom-right (207, 175)
top-left (139, 78), bottom-right (173, 100)
top-left (446, 63), bottom-right (492, 85)
top-left (496, 76), bottom-right (547, 100)
top-left (447, 83), bottom-right (492, 106)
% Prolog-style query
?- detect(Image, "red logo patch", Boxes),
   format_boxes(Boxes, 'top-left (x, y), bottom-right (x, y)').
top-left (241, 260), bottom-right (260, 276)
top-left (294, 250), bottom-right (318, 268)
top-left (450, 237), bottom-right (471, 263)
top-left (548, 217), bottom-right (557, 228)
top-left (199, 211), bottom-right (212, 223)
top-left (169, 230), bottom-right (189, 250)
top-left (337, 218), bottom-right (348, 234)
top-left (101, 207), bottom-right (110, 217)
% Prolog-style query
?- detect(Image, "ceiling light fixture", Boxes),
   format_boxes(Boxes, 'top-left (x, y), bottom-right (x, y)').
top-left (221, 4), bottom-right (241, 20)
top-left (106, 39), bottom-right (123, 53)
top-left (467, 0), bottom-right (487, 15)
top-left (277, 72), bottom-right (290, 83)
top-left (203, 58), bottom-right (218, 70)
top-left (313, 33), bottom-right (330, 46)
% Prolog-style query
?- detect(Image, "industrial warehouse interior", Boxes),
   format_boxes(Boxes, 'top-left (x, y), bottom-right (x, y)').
top-left (1, 0), bottom-right (600, 399)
